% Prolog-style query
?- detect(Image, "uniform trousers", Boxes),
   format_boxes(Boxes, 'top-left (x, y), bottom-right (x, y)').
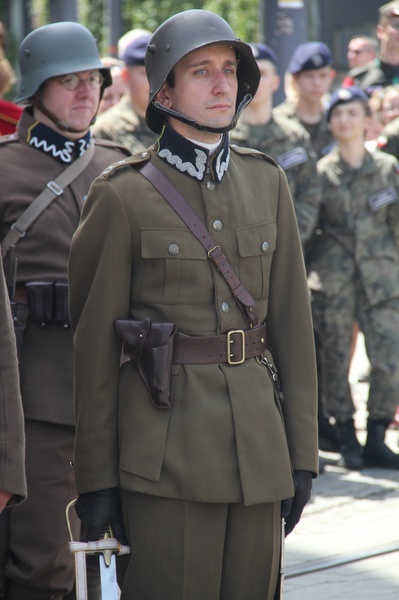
top-left (0, 420), bottom-right (99, 600)
top-left (312, 282), bottom-right (399, 422)
top-left (120, 491), bottom-right (281, 600)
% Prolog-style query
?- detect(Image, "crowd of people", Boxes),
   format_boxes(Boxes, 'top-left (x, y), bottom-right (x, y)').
top-left (1, 1), bottom-right (399, 598)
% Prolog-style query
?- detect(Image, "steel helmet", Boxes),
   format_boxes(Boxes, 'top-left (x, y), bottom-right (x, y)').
top-left (17, 21), bottom-right (112, 104)
top-left (145, 9), bottom-right (260, 134)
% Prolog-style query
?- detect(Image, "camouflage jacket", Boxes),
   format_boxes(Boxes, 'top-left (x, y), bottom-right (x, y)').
top-left (230, 115), bottom-right (321, 247)
top-left (92, 94), bottom-right (158, 153)
top-left (307, 147), bottom-right (399, 306)
top-left (273, 99), bottom-right (335, 159)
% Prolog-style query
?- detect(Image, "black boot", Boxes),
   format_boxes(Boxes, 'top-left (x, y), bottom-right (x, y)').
top-left (318, 411), bottom-right (340, 452)
top-left (363, 419), bottom-right (399, 469)
top-left (335, 419), bottom-right (364, 470)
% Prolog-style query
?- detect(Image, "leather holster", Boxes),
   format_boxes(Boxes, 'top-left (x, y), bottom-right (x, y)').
top-left (115, 317), bottom-right (177, 409)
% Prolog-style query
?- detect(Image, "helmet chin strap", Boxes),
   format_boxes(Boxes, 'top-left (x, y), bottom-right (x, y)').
top-left (153, 93), bottom-right (252, 134)
top-left (33, 96), bottom-right (98, 135)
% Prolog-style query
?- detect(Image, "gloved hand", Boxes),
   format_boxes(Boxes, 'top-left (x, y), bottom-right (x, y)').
top-left (75, 487), bottom-right (128, 545)
top-left (281, 470), bottom-right (312, 537)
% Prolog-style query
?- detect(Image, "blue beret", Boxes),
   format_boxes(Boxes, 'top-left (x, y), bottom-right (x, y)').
top-left (287, 41), bottom-right (332, 74)
top-left (326, 86), bottom-right (369, 121)
top-left (120, 33), bottom-right (151, 66)
top-left (249, 43), bottom-right (277, 65)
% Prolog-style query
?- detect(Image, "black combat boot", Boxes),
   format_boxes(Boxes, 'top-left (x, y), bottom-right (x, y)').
top-left (318, 411), bottom-right (340, 452)
top-left (335, 419), bottom-right (364, 470)
top-left (363, 419), bottom-right (399, 469)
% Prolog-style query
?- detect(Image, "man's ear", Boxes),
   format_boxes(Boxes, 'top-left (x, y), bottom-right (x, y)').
top-left (156, 83), bottom-right (172, 108)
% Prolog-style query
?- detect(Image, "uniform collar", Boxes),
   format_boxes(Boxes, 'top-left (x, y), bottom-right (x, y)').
top-left (157, 125), bottom-right (230, 183)
top-left (22, 109), bottom-right (91, 164)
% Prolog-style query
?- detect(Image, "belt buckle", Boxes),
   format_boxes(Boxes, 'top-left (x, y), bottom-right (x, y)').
top-left (227, 329), bottom-right (245, 365)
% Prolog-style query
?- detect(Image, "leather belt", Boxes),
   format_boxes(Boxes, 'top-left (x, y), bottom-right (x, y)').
top-left (173, 322), bottom-right (266, 365)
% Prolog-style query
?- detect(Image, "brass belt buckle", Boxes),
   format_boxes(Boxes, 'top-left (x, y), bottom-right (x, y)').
top-left (227, 329), bottom-right (245, 365)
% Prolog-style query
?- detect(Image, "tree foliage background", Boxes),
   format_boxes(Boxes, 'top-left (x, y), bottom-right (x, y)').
top-left (22, 0), bottom-right (261, 51)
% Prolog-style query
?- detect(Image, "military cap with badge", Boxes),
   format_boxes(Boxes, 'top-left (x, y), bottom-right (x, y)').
top-left (287, 41), bottom-right (333, 74)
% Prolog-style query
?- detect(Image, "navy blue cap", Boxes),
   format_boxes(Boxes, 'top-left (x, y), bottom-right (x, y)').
top-left (326, 86), bottom-right (369, 121)
top-left (249, 43), bottom-right (277, 65)
top-left (287, 41), bottom-right (332, 74)
top-left (120, 32), bottom-right (151, 66)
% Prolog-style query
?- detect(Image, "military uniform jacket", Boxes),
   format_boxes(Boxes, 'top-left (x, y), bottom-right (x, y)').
top-left (230, 115), bottom-right (320, 246)
top-left (0, 251), bottom-right (26, 506)
top-left (69, 127), bottom-right (318, 506)
top-left (343, 58), bottom-right (399, 94)
top-left (273, 100), bottom-right (335, 159)
top-left (0, 108), bottom-right (130, 426)
top-left (308, 147), bottom-right (399, 306)
top-left (92, 94), bottom-right (158, 154)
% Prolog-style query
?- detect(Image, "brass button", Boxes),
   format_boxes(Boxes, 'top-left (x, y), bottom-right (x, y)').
top-left (212, 220), bottom-right (223, 231)
top-left (140, 151), bottom-right (149, 158)
top-left (168, 243), bottom-right (180, 255)
top-left (261, 241), bottom-right (270, 253)
top-left (206, 180), bottom-right (216, 191)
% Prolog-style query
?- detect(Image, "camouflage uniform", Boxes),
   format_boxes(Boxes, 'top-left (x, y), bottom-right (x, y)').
top-left (308, 146), bottom-right (399, 423)
top-left (92, 94), bottom-right (158, 153)
top-left (230, 114), bottom-right (321, 248)
top-left (273, 99), bottom-right (335, 159)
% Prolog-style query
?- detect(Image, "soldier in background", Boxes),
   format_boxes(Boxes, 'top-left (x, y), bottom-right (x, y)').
top-left (0, 22), bottom-right (130, 599)
top-left (274, 41), bottom-right (336, 159)
top-left (308, 86), bottom-right (399, 471)
top-left (345, 35), bottom-right (379, 71)
top-left (92, 29), bottom-right (157, 152)
top-left (98, 57), bottom-right (127, 114)
top-left (343, 1), bottom-right (399, 94)
top-left (230, 42), bottom-right (320, 251)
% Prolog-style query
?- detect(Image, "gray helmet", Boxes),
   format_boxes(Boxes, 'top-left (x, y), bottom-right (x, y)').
top-left (17, 21), bottom-right (112, 104)
top-left (145, 9), bottom-right (260, 133)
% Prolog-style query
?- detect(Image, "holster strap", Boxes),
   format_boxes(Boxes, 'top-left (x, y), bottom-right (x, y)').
top-left (173, 322), bottom-right (266, 365)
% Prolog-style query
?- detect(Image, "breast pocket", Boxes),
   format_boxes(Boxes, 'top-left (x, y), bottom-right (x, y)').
top-left (140, 228), bottom-right (210, 305)
top-left (236, 221), bottom-right (277, 300)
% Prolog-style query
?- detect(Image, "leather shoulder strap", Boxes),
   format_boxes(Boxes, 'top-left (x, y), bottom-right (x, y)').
top-left (136, 160), bottom-right (259, 327)
top-left (1, 143), bottom-right (95, 257)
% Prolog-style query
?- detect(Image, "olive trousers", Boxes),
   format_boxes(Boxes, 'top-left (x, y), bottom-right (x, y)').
top-left (120, 491), bottom-right (281, 600)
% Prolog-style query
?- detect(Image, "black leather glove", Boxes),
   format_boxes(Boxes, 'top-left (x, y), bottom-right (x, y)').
top-left (281, 470), bottom-right (312, 537)
top-left (75, 487), bottom-right (128, 545)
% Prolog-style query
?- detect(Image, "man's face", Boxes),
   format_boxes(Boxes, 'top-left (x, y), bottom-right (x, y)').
top-left (156, 44), bottom-right (239, 141)
top-left (294, 67), bottom-right (334, 102)
top-left (251, 59), bottom-right (279, 108)
top-left (378, 14), bottom-right (399, 53)
top-left (126, 65), bottom-right (150, 117)
top-left (347, 39), bottom-right (377, 69)
top-left (38, 70), bottom-right (101, 138)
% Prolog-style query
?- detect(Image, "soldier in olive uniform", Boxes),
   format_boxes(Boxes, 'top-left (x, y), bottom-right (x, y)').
top-left (274, 41), bottom-right (336, 159)
top-left (0, 22), bottom-right (130, 599)
top-left (69, 10), bottom-right (318, 600)
top-left (308, 86), bottom-right (399, 471)
top-left (0, 251), bottom-right (26, 513)
top-left (92, 30), bottom-right (158, 153)
top-left (230, 43), bottom-right (320, 250)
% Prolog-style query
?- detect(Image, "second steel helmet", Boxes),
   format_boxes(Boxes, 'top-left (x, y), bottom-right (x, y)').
top-left (17, 21), bottom-right (112, 104)
top-left (145, 10), bottom-right (260, 134)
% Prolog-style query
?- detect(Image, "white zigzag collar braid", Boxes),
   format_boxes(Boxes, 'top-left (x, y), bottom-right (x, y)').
top-left (25, 119), bottom-right (91, 164)
top-left (157, 125), bottom-right (230, 184)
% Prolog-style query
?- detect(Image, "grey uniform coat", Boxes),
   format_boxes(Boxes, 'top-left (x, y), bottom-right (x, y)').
top-left (69, 139), bottom-right (318, 507)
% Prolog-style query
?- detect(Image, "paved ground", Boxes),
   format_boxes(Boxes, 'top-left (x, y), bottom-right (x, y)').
top-left (284, 334), bottom-right (399, 599)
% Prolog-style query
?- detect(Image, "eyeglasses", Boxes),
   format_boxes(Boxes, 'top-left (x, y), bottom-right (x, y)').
top-left (53, 71), bottom-right (104, 90)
